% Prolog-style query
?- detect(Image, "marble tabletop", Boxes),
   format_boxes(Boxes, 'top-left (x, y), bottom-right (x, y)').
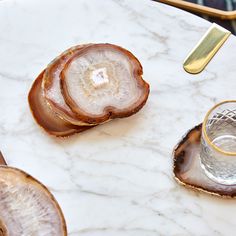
top-left (0, 0), bottom-right (236, 235)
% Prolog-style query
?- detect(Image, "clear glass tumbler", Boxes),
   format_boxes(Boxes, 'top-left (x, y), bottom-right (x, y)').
top-left (200, 100), bottom-right (236, 185)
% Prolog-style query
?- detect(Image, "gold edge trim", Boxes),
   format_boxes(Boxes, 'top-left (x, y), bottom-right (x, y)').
top-left (159, 0), bottom-right (236, 20)
top-left (173, 147), bottom-right (236, 198)
top-left (203, 100), bottom-right (236, 156)
top-left (173, 175), bottom-right (236, 199)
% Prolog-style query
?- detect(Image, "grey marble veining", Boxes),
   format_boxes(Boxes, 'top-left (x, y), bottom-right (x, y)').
top-left (0, 0), bottom-right (236, 235)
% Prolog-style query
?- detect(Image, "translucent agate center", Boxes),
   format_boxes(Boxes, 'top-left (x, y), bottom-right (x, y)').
top-left (90, 67), bottom-right (109, 88)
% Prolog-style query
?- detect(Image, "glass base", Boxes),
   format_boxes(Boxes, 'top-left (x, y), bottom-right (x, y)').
top-left (200, 158), bottom-right (236, 186)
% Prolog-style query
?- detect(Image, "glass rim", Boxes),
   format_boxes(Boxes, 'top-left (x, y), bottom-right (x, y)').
top-left (202, 100), bottom-right (236, 156)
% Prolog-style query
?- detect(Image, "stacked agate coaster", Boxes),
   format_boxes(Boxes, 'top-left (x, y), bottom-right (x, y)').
top-left (29, 44), bottom-right (150, 137)
top-left (0, 154), bottom-right (67, 235)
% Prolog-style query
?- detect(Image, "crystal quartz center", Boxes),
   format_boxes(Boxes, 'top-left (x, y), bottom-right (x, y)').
top-left (0, 167), bottom-right (66, 235)
top-left (90, 67), bottom-right (109, 88)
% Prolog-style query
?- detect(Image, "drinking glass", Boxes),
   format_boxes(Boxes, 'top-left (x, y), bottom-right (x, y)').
top-left (200, 100), bottom-right (236, 185)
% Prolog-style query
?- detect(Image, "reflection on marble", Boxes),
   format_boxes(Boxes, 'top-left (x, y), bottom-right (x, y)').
top-left (0, 0), bottom-right (236, 235)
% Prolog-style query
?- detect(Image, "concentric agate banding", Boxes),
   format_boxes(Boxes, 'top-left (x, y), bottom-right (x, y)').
top-left (61, 43), bottom-right (150, 124)
top-left (0, 166), bottom-right (67, 235)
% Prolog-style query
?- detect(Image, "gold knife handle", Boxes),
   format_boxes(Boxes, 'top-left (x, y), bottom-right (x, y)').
top-left (183, 23), bottom-right (231, 74)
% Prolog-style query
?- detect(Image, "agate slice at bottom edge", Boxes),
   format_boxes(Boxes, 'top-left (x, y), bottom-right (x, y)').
top-left (28, 70), bottom-right (92, 137)
top-left (173, 124), bottom-right (236, 198)
top-left (0, 166), bottom-right (67, 235)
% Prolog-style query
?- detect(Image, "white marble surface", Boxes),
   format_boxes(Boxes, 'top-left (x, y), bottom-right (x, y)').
top-left (0, 0), bottom-right (236, 235)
